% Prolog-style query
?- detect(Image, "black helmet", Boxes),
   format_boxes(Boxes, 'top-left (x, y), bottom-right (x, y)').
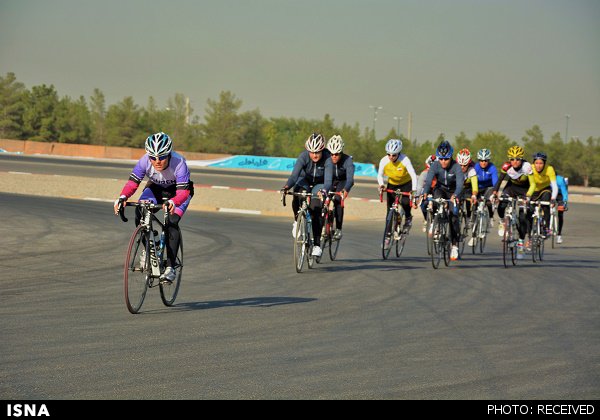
top-left (532, 151), bottom-right (547, 162)
top-left (436, 141), bottom-right (453, 159)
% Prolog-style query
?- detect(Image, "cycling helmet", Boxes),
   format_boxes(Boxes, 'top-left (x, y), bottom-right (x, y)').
top-left (327, 135), bottom-right (344, 154)
top-left (507, 145), bottom-right (525, 159)
top-left (456, 148), bottom-right (472, 166)
top-left (532, 151), bottom-right (547, 162)
top-left (305, 133), bottom-right (325, 153)
top-left (425, 154), bottom-right (436, 168)
top-left (385, 139), bottom-right (402, 155)
top-left (436, 140), bottom-right (453, 159)
top-left (477, 148), bottom-right (492, 161)
top-left (145, 132), bottom-right (173, 157)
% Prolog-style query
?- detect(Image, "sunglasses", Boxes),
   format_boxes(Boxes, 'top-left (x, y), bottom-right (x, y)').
top-left (331, 153), bottom-right (341, 156)
top-left (438, 157), bottom-right (450, 161)
top-left (149, 154), bottom-right (169, 161)
top-left (509, 158), bottom-right (521, 162)
top-left (479, 160), bottom-right (489, 163)
top-left (387, 154), bottom-right (398, 158)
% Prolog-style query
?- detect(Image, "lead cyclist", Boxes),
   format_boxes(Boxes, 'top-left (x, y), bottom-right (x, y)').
top-left (113, 132), bottom-right (194, 282)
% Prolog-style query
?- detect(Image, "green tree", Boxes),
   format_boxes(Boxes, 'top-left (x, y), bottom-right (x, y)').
top-left (201, 91), bottom-right (244, 153)
top-left (0, 72), bottom-right (27, 139)
top-left (55, 95), bottom-right (92, 143)
top-left (105, 97), bottom-right (144, 147)
top-left (89, 88), bottom-right (107, 145)
top-left (22, 84), bottom-right (59, 141)
top-left (522, 125), bottom-right (546, 158)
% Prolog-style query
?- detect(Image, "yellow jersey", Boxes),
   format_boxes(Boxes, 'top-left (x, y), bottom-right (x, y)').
top-left (532, 164), bottom-right (556, 192)
top-left (377, 154), bottom-right (417, 189)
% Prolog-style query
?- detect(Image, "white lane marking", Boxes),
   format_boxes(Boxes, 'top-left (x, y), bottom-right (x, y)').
top-left (211, 185), bottom-right (230, 189)
top-left (218, 208), bottom-right (261, 215)
top-left (246, 188), bottom-right (264, 192)
top-left (9, 171), bottom-right (32, 175)
top-left (84, 197), bottom-right (113, 202)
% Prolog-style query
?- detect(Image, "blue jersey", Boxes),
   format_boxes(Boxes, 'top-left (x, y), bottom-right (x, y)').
top-left (474, 161), bottom-right (498, 189)
top-left (324, 154), bottom-right (355, 192)
top-left (556, 175), bottom-right (569, 201)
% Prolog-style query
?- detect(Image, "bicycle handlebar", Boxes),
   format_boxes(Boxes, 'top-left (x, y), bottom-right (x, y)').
top-left (280, 190), bottom-right (313, 207)
top-left (379, 188), bottom-right (412, 203)
top-left (118, 200), bottom-right (166, 223)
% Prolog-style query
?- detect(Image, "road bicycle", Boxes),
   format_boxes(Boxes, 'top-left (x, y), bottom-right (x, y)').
top-left (281, 190), bottom-right (315, 273)
top-left (529, 199), bottom-right (551, 263)
top-left (380, 188), bottom-right (413, 260)
top-left (469, 197), bottom-right (493, 254)
top-left (317, 191), bottom-right (344, 263)
top-left (427, 197), bottom-right (454, 269)
top-left (497, 196), bottom-right (526, 268)
top-left (119, 201), bottom-right (183, 314)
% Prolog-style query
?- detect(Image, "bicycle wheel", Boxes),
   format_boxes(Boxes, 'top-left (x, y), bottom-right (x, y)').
top-left (329, 212), bottom-right (340, 261)
top-left (443, 220), bottom-right (452, 266)
top-left (471, 217), bottom-right (479, 255)
top-left (294, 213), bottom-right (307, 273)
top-left (531, 218), bottom-right (539, 263)
top-left (160, 229), bottom-right (183, 307)
top-left (395, 211), bottom-right (407, 257)
top-left (382, 208), bottom-right (396, 260)
top-left (538, 220), bottom-right (546, 261)
top-left (124, 225), bottom-right (150, 314)
top-left (502, 218), bottom-right (515, 268)
top-left (316, 217), bottom-right (327, 264)
top-left (306, 216), bottom-right (315, 269)
top-left (550, 212), bottom-right (557, 249)
top-left (479, 212), bottom-right (489, 254)
top-left (431, 216), bottom-right (443, 269)
top-left (459, 211), bottom-right (469, 257)
top-left (426, 210), bottom-right (434, 256)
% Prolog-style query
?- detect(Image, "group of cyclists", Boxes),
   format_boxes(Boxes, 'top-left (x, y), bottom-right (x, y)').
top-left (114, 131), bottom-right (570, 281)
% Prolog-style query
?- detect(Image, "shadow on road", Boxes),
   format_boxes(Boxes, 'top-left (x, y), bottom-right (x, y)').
top-left (160, 296), bottom-right (317, 312)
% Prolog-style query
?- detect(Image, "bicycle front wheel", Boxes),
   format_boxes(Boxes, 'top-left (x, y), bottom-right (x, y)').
top-left (479, 212), bottom-right (489, 254)
top-left (160, 229), bottom-right (183, 307)
top-left (329, 212), bottom-right (340, 260)
top-left (294, 213), bottom-right (307, 273)
top-left (124, 225), bottom-right (150, 314)
top-left (395, 212), bottom-right (407, 257)
top-left (426, 210), bottom-right (434, 256)
top-left (382, 208), bottom-right (396, 260)
top-left (431, 216), bottom-right (443, 269)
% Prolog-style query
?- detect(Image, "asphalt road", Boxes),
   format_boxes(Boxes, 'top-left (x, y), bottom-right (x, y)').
top-left (1, 192), bottom-right (598, 399)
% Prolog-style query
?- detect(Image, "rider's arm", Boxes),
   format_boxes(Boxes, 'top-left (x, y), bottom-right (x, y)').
top-left (323, 158), bottom-right (334, 192)
top-left (401, 155), bottom-right (418, 191)
top-left (490, 164), bottom-right (499, 187)
top-left (548, 165), bottom-right (558, 200)
top-left (172, 157), bottom-right (192, 207)
top-left (286, 151), bottom-right (308, 188)
top-left (526, 174), bottom-right (536, 197)
top-left (343, 156), bottom-right (355, 193)
top-left (471, 172), bottom-right (479, 196)
top-left (422, 162), bottom-right (437, 196)
top-left (376, 155), bottom-right (388, 187)
top-left (120, 157), bottom-right (147, 198)
top-left (493, 163), bottom-right (509, 193)
top-left (453, 162), bottom-right (465, 198)
top-left (557, 176), bottom-right (569, 201)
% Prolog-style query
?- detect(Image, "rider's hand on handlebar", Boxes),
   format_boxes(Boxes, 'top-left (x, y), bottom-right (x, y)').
top-left (114, 195), bottom-right (126, 215)
top-left (163, 199), bottom-right (175, 215)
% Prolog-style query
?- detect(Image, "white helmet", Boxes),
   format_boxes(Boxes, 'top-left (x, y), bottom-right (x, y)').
top-left (145, 132), bottom-right (173, 157)
top-left (477, 148), bottom-right (492, 161)
top-left (305, 133), bottom-right (325, 153)
top-left (385, 139), bottom-right (402, 154)
top-left (327, 135), bottom-right (344, 154)
top-left (456, 148), bottom-right (472, 166)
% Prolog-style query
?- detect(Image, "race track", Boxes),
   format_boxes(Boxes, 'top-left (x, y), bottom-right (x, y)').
top-left (1, 192), bottom-right (598, 399)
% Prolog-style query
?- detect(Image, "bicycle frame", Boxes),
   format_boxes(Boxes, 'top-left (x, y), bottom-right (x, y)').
top-left (281, 190), bottom-right (314, 272)
top-left (380, 188), bottom-right (413, 259)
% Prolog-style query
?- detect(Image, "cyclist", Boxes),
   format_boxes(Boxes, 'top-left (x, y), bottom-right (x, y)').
top-left (530, 151), bottom-right (558, 238)
top-left (492, 145), bottom-right (536, 260)
top-left (377, 139), bottom-right (418, 237)
top-left (555, 175), bottom-right (569, 244)
top-left (282, 133), bottom-right (331, 258)
top-left (421, 140), bottom-right (465, 261)
top-left (113, 132), bottom-right (194, 282)
top-left (456, 149), bottom-right (479, 247)
top-left (323, 134), bottom-right (355, 240)
top-left (473, 148), bottom-right (498, 226)
top-left (417, 154), bottom-right (437, 231)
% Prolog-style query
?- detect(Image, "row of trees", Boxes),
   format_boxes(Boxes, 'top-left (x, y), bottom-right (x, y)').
top-left (1, 72), bottom-right (599, 186)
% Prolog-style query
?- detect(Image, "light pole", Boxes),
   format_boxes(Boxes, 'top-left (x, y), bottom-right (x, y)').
top-left (369, 105), bottom-right (383, 137)
top-left (564, 114), bottom-right (570, 142)
top-left (393, 116), bottom-right (403, 137)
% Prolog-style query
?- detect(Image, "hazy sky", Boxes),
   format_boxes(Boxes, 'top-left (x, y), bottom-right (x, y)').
top-left (1, 0), bottom-right (599, 143)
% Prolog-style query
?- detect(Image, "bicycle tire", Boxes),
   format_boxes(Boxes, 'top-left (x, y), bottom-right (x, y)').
top-left (550, 212), bottom-right (557, 249)
top-left (160, 229), bottom-right (183, 307)
top-left (329, 212), bottom-right (340, 260)
top-left (294, 213), bottom-right (307, 273)
top-left (502, 218), bottom-right (516, 268)
top-left (306, 215), bottom-right (315, 269)
top-left (316, 217), bottom-right (327, 264)
top-left (124, 225), bottom-right (150, 314)
top-left (443, 219), bottom-right (451, 267)
top-left (395, 210), bottom-right (406, 257)
top-left (479, 212), bottom-right (489, 254)
top-left (459, 211), bottom-right (469, 258)
top-left (382, 208), bottom-right (396, 260)
top-left (531, 217), bottom-right (539, 263)
top-left (426, 210), bottom-right (434, 256)
top-left (471, 217), bottom-right (479, 255)
top-left (431, 216), bottom-right (443, 269)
